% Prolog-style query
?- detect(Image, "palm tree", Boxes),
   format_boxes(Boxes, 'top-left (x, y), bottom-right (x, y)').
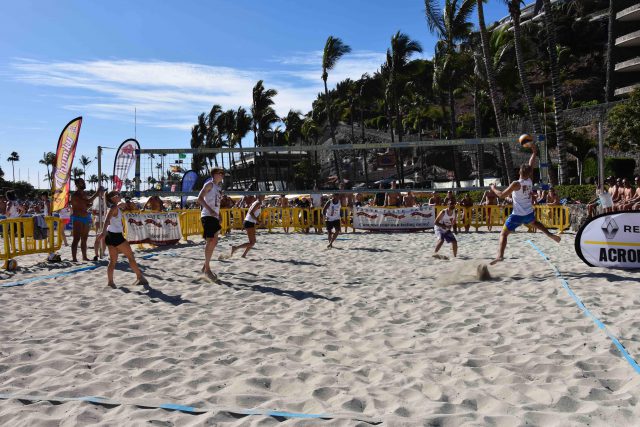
top-left (39, 151), bottom-right (56, 189)
top-left (476, 0), bottom-right (515, 183)
top-left (148, 153), bottom-right (156, 181)
top-left (88, 174), bottom-right (99, 190)
top-left (539, 0), bottom-right (569, 183)
top-left (234, 106), bottom-right (253, 170)
top-left (190, 120), bottom-right (207, 173)
top-left (302, 117), bottom-right (320, 176)
top-left (205, 106), bottom-right (222, 168)
top-left (0, 166), bottom-right (4, 180)
top-left (389, 31), bottom-right (423, 183)
top-left (604, 0), bottom-right (614, 102)
top-left (72, 167), bottom-right (84, 180)
top-left (79, 155), bottom-right (92, 178)
top-left (7, 151), bottom-right (19, 182)
top-left (252, 80), bottom-right (279, 189)
top-left (424, 0), bottom-right (475, 187)
top-left (322, 36), bottom-right (352, 182)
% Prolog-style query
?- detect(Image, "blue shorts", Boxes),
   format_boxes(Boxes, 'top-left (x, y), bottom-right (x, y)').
top-left (504, 212), bottom-right (535, 231)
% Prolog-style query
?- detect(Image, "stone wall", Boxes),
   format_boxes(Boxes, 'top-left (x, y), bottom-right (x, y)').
top-left (568, 204), bottom-right (590, 232)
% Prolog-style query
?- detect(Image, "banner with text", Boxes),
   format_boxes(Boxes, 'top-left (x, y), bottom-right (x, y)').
top-left (112, 138), bottom-right (139, 191)
top-left (124, 212), bottom-right (182, 245)
top-left (353, 206), bottom-right (435, 231)
top-left (52, 117), bottom-right (82, 212)
top-left (575, 211), bottom-right (640, 269)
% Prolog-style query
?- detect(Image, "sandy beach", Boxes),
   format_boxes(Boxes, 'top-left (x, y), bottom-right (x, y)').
top-left (1, 229), bottom-right (640, 426)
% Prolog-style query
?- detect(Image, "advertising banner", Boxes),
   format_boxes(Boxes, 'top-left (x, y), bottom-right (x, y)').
top-left (124, 212), bottom-right (182, 246)
top-left (353, 206), bottom-right (435, 231)
top-left (52, 117), bottom-right (82, 211)
top-left (180, 170), bottom-right (198, 208)
top-left (112, 138), bottom-right (139, 191)
top-left (575, 211), bottom-right (640, 269)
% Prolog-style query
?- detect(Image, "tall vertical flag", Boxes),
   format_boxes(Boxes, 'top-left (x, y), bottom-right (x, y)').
top-left (52, 117), bottom-right (82, 212)
top-left (180, 170), bottom-right (198, 208)
top-left (112, 138), bottom-right (140, 191)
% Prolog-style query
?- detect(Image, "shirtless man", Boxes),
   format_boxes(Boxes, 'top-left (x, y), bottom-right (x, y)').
top-left (617, 179), bottom-right (634, 210)
top-left (428, 192), bottom-right (442, 206)
top-left (631, 177), bottom-right (640, 210)
top-left (458, 193), bottom-right (473, 232)
top-left (480, 188), bottom-right (499, 231)
top-left (403, 191), bottom-right (417, 207)
top-left (385, 181), bottom-right (402, 207)
top-left (144, 195), bottom-right (163, 211)
top-left (444, 190), bottom-right (456, 206)
top-left (70, 178), bottom-right (104, 262)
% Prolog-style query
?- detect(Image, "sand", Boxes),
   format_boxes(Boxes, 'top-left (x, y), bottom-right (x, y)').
top-left (1, 228), bottom-right (640, 426)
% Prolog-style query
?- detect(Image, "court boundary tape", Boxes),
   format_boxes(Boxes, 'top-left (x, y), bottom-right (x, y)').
top-left (1, 251), bottom-right (175, 289)
top-left (526, 240), bottom-right (640, 375)
top-left (0, 393), bottom-right (381, 424)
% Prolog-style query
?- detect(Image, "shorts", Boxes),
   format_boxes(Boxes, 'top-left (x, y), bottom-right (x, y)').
top-left (201, 216), bottom-right (221, 238)
top-left (435, 228), bottom-right (457, 243)
top-left (243, 220), bottom-right (256, 229)
top-left (105, 231), bottom-right (126, 247)
top-left (326, 219), bottom-right (341, 232)
top-left (504, 212), bottom-right (535, 232)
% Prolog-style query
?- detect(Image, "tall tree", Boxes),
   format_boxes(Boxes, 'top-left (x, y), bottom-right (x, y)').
top-left (424, 0), bottom-right (475, 187)
top-left (252, 80), bottom-right (279, 189)
top-left (476, 0), bottom-right (515, 183)
top-left (389, 31), bottom-right (423, 183)
top-left (72, 166), bottom-right (84, 180)
top-left (233, 106), bottom-right (253, 170)
top-left (604, 0), bottom-right (615, 102)
top-left (39, 151), bottom-right (56, 189)
top-left (79, 155), bottom-right (93, 180)
top-left (322, 36), bottom-right (352, 181)
top-left (7, 151), bottom-right (19, 182)
top-left (205, 106), bottom-right (222, 168)
top-left (539, 0), bottom-right (569, 183)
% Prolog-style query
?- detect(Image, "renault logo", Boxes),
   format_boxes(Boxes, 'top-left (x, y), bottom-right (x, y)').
top-left (601, 217), bottom-right (619, 239)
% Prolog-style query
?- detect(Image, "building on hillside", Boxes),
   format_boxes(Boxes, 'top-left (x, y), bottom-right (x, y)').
top-left (614, 2), bottom-right (640, 96)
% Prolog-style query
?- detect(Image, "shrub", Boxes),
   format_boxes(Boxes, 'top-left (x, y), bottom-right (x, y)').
top-left (554, 184), bottom-right (596, 203)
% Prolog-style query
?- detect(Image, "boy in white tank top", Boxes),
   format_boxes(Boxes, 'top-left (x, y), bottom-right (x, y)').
top-left (489, 144), bottom-right (561, 264)
top-left (433, 199), bottom-right (458, 259)
top-left (197, 168), bottom-right (225, 281)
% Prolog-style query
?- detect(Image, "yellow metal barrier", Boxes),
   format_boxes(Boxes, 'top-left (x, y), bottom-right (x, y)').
top-left (1, 217), bottom-right (63, 268)
top-left (172, 203), bottom-right (570, 242)
top-left (432, 205), bottom-right (569, 233)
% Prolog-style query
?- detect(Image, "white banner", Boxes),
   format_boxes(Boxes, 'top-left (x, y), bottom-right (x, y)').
top-left (353, 206), bottom-right (435, 231)
top-left (576, 211), bottom-right (640, 269)
top-left (124, 212), bottom-right (182, 246)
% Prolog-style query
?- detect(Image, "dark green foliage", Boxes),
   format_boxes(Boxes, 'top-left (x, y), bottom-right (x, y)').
top-left (606, 89), bottom-right (640, 151)
top-left (554, 184), bottom-right (596, 203)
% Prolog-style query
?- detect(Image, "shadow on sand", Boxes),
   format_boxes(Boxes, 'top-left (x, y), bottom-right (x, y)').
top-left (118, 283), bottom-right (192, 306)
top-left (217, 279), bottom-right (341, 302)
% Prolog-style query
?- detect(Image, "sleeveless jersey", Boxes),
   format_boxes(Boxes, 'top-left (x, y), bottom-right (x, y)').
top-left (201, 181), bottom-right (222, 218)
top-left (107, 208), bottom-right (124, 233)
top-left (244, 200), bottom-right (262, 223)
top-left (512, 178), bottom-right (534, 216)
top-left (325, 200), bottom-right (342, 221)
top-left (436, 209), bottom-right (456, 231)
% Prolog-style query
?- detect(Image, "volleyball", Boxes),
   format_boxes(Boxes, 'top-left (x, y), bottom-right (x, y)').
top-left (519, 134), bottom-right (534, 147)
top-left (6, 259), bottom-right (18, 271)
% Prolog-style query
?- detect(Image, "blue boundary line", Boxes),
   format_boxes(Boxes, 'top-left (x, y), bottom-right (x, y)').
top-left (1, 251), bottom-right (174, 289)
top-left (526, 240), bottom-right (640, 375)
top-left (0, 393), bottom-right (380, 424)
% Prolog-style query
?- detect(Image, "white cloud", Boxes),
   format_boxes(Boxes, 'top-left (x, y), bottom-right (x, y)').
top-left (10, 52), bottom-right (387, 129)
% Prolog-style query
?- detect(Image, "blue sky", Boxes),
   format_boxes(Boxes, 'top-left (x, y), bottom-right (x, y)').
top-left (0, 0), bottom-right (510, 189)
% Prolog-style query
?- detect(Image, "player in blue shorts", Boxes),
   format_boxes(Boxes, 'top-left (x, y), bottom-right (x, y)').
top-left (489, 144), bottom-right (561, 265)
